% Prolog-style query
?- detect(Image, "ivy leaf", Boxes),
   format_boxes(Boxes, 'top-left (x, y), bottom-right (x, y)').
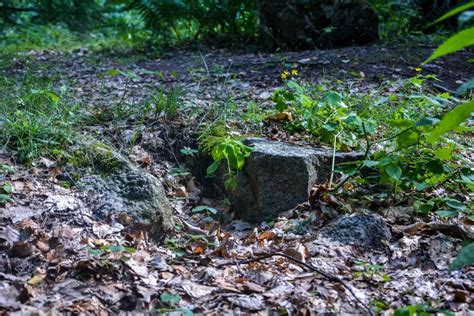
top-left (423, 27), bottom-right (474, 64)
top-left (450, 242), bottom-right (474, 271)
top-left (428, 100), bottom-right (474, 143)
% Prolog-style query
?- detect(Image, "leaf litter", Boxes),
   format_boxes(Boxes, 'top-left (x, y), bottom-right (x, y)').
top-left (1, 44), bottom-right (473, 315)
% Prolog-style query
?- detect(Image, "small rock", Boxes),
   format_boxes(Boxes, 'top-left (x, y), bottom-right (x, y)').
top-left (319, 213), bottom-right (391, 250)
top-left (76, 140), bottom-right (174, 237)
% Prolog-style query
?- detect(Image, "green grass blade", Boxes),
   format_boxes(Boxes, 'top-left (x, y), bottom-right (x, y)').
top-left (423, 27), bottom-right (474, 64)
top-left (429, 1), bottom-right (474, 26)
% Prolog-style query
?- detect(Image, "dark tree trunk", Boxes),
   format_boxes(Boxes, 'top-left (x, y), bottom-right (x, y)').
top-left (256, 0), bottom-right (380, 51)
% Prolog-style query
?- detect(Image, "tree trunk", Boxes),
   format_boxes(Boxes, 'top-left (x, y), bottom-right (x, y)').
top-left (256, 0), bottom-right (380, 51)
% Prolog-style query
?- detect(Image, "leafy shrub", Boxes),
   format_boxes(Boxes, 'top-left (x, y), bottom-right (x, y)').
top-left (123, 0), bottom-right (258, 43)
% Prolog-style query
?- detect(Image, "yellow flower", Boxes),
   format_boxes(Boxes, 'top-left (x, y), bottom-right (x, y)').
top-left (291, 69), bottom-right (298, 76)
top-left (280, 70), bottom-right (290, 79)
top-left (415, 67), bottom-right (422, 72)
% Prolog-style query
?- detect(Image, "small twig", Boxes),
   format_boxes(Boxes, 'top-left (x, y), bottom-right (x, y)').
top-left (218, 252), bottom-right (374, 316)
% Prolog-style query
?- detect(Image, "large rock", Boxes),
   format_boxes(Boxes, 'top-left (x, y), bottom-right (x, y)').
top-left (257, 0), bottom-right (379, 50)
top-left (227, 138), bottom-right (362, 222)
top-left (319, 213), bottom-right (391, 250)
top-left (75, 141), bottom-right (174, 237)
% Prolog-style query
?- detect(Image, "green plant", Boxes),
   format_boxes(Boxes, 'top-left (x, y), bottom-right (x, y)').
top-left (0, 163), bottom-right (15, 206)
top-left (353, 260), bottom-right (391, 283)
top-left (206, 138), bottom-right (254, 189)
top-left (371, 0), bottom-right (419, 40)
top-left (394, 304), bottom-right (453, 316)
top-left (146, 87), bottom-right (182, 119)
top-left (0, 77), bottom-right (81, 162)
top-left (272, 80), bottom-right (376, 149)
top-left (450, 242), bottom-right (474, 271)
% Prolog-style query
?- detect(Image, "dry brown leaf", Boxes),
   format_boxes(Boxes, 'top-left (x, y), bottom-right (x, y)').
top-left (283, 244), bottom-right (309, 263)
top-left (258, 231), bottom-right (276, 241)
top-left (266, 111), bottom-right (293, 122)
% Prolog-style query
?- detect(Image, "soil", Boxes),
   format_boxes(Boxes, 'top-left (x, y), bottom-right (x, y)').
top-left (1, 42), bottom-right (473, 315)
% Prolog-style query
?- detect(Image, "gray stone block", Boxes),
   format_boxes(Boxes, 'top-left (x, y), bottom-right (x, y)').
top-left (228, 138), bottom-right (363, 222)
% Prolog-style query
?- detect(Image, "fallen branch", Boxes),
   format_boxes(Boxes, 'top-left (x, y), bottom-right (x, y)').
top-left (218, 252), bottom-right (374, 316)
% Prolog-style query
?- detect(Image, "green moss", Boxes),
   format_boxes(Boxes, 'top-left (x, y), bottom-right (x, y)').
top-left (197, 119), bottom-right (228, 153)
top-left (68, 142), bottom-right (123, 175)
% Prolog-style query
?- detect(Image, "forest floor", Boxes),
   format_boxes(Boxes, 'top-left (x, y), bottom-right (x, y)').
top-left (0, 42), bottom-right (473, 315)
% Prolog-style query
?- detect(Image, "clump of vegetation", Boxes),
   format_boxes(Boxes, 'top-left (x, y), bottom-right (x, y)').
top-left (268, 76), bottom-right (472, 219)
top-left (206, 138), bottom-right (254, 189)
top-left (68, 141), bottom-right (123, 175)
top-left (0, 75), bottom-right (81, 162)
top-left (0, 163), bottom-right (14, 205)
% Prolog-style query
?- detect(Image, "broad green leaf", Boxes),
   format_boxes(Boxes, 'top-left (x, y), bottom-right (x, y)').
top-left (416, 117), bottom-right (439, 126)
top-left (287, 80), bottom-right (305, 94)
top-left (386, 164), bottom-right (402, 180)
top-left (394, 305), bottom-right (418, 316)
top-left (160, 292), bottom-right (181, 305)
top-left (414, 200), bottom-right (434, 214)
top-left (109, 245), bottom-right (125, 252)
top-left (363, 160), bottom-right (379, 168)
top-left (0, 194), bottom-right (14, 204)
top-left (390, 119), bottom-right (414, 128)
top-left (86, 246), bottom-right (103, 255)
top-left (224, 143), bottom-right (239, 169)
top-left (434, 145), bottom-right (455, 161)
top-left (428, 100), bottom-right (474, 142)
top-left (444, 198), bottom-right (466, 210)
top-left (397, 130), bottom-right (418, 147)
top-left (2, 183), bottom-right (13, 194)
top-left (423, 27), bottom-right (474, 64)
top-left (450, 242), bottom-right (474, 271)
top-left (206, 160), bottom-right (220, 176)
top-left (430, 2), bottom-right (474, 25)
top-left (124, 246), bottom-right (136, 253)
top-left (456, 77), bottom-right (474, 95)
top-left (104, 69), bottom-right (122, 76)
top-left (192, 205), bottom-right (218, 214)
top-left (44, 91), bottom-right (61, 103)
top-left (325, 91), bottom-right (343, 106)
top-left (435, 209), bottom-right (458, 218)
